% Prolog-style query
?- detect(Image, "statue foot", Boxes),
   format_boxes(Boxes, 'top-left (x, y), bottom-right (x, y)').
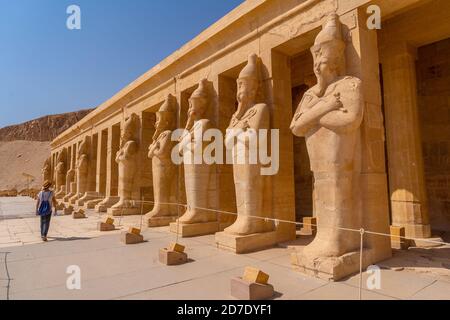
top-left (224, 217), bottom-right (268, 236)
top-left (146, 208), bottom-right (172, 219)
top-left (178, 209), bottom-right (217, 224)
top-left (302, 237), bottom-right (344, 260)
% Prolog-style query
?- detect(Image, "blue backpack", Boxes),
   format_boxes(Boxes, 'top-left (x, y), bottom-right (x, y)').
top-left (38, 191), bottom-right (53, 216)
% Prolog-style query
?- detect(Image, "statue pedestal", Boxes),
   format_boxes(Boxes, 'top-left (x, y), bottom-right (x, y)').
top-left (76, 192), bottom-right (100, 207)
top-left (147, 215), bottom-right (177, 227)
top-left (169, 221), bottom-right (227, 237)
top-left (95, 196), bottom-right (120, 212)
top-left (290, 248), bottom-right (374, 281)
top-left (215, 231), bottom-right (278, 254)
top-left (84, 198), bottom-right (103, 210)
top-left (107, 207), bottom-right (140, 216)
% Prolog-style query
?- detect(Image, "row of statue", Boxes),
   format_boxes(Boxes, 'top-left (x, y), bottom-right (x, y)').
top-left (44, 15), bottom-right (364, 261)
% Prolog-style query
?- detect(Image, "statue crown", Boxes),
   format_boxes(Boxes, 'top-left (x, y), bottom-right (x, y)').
top-left (314, 13), bottom-right (344, 47)
top-left (238, 54), bottom-right (260, 81)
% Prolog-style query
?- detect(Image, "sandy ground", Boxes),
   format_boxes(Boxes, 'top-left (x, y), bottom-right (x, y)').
top-left (0, 140), bottom-right (51, 191)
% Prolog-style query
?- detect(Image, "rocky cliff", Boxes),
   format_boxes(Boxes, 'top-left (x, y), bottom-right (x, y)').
top-left (0, 109), bottom-right (94, 142)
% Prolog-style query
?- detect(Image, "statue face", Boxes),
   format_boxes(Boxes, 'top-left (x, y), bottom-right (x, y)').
top-left (155, 114), bottom-right (165, 131)
top-left (188, 96), bottom-right (207, 119)
top-left (236, 78), bottom-right (258, 104)
top-left (311, 43), bottom-right (342, 79)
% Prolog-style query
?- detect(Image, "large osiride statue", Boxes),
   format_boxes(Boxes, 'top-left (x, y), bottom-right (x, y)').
top-left (108, 113), bottom-right (140, 216)
top-left (54, 148), bottom-right (67, 199)
top-left (146, 94), bottom-right (178, 226)
top-left (289, 14), bottom-right (364, 280)
top-left (69, 137), bottom-right (89, 204)
top-left (41, 157), bottom-right (52, 184)
top-left (170, 79), bottom-right (222, 237)
top-left (215, 54), bottom-right (276, 253)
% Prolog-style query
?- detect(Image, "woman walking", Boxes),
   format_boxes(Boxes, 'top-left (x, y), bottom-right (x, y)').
top-left (36, 180), bottom-right (57, 241)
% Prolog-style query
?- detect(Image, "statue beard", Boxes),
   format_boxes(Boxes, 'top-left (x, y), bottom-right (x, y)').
top-left (313, 69), bottom-right (327, 97)
top-left (235, 92), bottom-right (255, 119)
top-left (185, 110), bottom-right (196, 131)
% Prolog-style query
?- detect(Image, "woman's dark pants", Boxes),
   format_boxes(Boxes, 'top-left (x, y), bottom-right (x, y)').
top-left (40, 214), bottom-right (51, 237)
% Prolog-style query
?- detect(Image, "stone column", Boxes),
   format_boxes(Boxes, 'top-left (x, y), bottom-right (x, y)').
top-left (262, 49), bottom-right (297, 243)
top-left (342, 8), bottom-right (392, 262)
top-left (96, 129), bottom-right (108, 196)
top-left (95, 124), bottom-right (120, 212)
top-left (380, 40), bottom-right (431, 239)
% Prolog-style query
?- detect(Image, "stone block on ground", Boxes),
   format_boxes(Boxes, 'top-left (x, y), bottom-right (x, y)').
top-left (230, 277), bottom-right (274, 300)
top-left (159, 248), bottom-right (188, 266)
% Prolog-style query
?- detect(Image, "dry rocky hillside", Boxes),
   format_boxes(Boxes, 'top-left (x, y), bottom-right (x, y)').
top-left (0, 109), bottom-right (93, 195)
top-left (0, 109), bottom-right (93, 142)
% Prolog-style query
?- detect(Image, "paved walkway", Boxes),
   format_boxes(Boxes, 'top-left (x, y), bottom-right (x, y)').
top-left (0, 197), bottom-right (449, 300)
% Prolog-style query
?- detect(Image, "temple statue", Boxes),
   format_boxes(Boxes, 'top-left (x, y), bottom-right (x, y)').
top-left (217, 54), bottom-right (274, 244)
top-left (145, 94), bottom-right (178, 226)
top-left (41, 157), bottom-right (52, 183)
top-left (54, 148), bottom-right (67, 199)
top-left (70, 137), bottom-right (90, 204)
top-left (289, 14), bottom-right (364, 279)
top-left (108, 113), bottom-right (140, 216)
top-left (169, 79), bottom-right (222, 237)
top-left (62, 168), bottom-right (76, 203)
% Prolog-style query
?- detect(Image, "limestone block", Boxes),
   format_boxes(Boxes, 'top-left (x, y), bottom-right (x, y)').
top-left (72, 209), bottom-right (86, 219)
top-left (168, 242), bottom-right (185, 253)
top-left (148, 215), bottom-right (177, 227)
top-left (128, 227), bottom-right (141, 235)
top-left (300, 217), bottom-right (317, 236)
top-left (107, 207), bottom-right (140, 216)
top-left (390, 226), bottom-right (409, 250)
top-left (121, 231), bottom-right (144, 244)
top-left (158, 248), bottom-right (188, 266)
top-left (170, 221), bottom-right (227, 237)
top-left (242, 267), bottom-right (269, 285)
top-left (63, 205), bottom-right (74, 215)
top-left (291, 248), bottom-right (374, 281)
top-left (97, 217), bottom-right (115, 231)
top-left (215, 231), bottom-right (278, 254)
top-left (230, 277), bottom-right (274, 300)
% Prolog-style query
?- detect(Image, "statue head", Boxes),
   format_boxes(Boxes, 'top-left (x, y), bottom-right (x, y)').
top-left (237, 54), bottom-right (260, 106)
top-left (78, 136), bottom-right (90, 156)
top-left (122, 113), bottom-right (140, 143)
top-left (311, 14), bottom-right (345, 94)
top-left (57, 148), bottom-right (67, 163)
top-left (188, 79), bottom-right (210, 122)
top-left (155, 94), bottom-right (176, 133)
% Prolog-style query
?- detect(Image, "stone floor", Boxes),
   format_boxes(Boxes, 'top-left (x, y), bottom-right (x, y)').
top-left (0, 196), bottom-right (449, 300)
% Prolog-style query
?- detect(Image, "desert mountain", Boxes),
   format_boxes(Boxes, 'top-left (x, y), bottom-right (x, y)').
top-left (0, 109), bottom-right (93, 193)
top-left (0, 109), bottom-right (93, 142)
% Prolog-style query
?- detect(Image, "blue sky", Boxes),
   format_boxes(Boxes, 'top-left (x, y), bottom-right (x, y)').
top-left (0, 0), bottom-right (243, 128)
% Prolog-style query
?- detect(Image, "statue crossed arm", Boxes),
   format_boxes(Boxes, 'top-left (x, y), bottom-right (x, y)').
top-left (290, 77), bottom-right (363, 137)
